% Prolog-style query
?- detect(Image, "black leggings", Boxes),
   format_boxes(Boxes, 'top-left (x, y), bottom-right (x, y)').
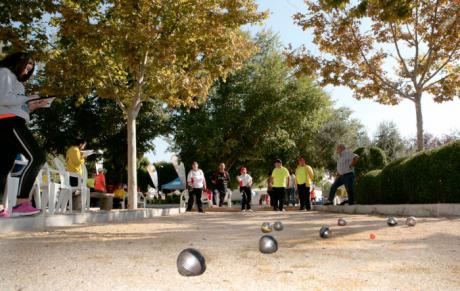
top-left (187, 188), bottom-right (203, 211)
top-left (240, 186), bottom-right (251, 210)
top-left (0, 117), bottom-right (46, 199)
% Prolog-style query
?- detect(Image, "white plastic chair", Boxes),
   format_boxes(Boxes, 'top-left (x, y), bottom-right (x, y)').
top-left (212, 188), bottom-right (233, 207)
top-left (52, 158), bottom-right (74, 213)
top-left (52, 158), bottom-right (91, 213)
top-left (137, 192), bottom-right (147, 208)
top-left (225, 188), bottom-right (232, 207)
top-left (180, 189), bottom-right (212, 209)
top-left (3, 155), bottom-right (30, 214)
top-left (80, 165), bottom-right (90, 212)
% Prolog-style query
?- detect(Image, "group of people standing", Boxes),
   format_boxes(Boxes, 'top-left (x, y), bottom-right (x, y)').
top-left (185, 144), bottom-right (359, 213)
top-left (186, 162), bottom-right (253, 213)
top-left (0, 52), bottom-right (359, 218)
top-left (267, 158), bottom-right (314, 212)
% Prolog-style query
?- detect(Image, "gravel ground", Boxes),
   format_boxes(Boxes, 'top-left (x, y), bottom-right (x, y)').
top-left (1, 209), bottom-right (459, 291)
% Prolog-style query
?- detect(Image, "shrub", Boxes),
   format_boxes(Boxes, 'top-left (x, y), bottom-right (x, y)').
top-left (355, 170), bottom-right (382, 204)
top-left (356, 141), bottom-right (460, 204)
top-left (353, 146), bottom-right (387, 178)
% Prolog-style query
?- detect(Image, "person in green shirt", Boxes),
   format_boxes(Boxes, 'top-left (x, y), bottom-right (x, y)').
top-left (295, 157), bottom-right (314, 211)
top-left (271, 159), bottom-right (290, 211)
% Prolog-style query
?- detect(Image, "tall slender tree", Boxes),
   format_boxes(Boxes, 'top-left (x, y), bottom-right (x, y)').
top-left (291, 0), bottom-right (460, 151)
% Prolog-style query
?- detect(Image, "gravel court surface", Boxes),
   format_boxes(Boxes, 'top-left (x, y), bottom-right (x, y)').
top-left (1, 210), bottom-right (459, 291)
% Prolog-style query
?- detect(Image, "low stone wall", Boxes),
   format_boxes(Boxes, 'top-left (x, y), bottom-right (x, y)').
top-left (313, 204), bottom-right (460, 217)
top-left (0, 205), bottom-right (184, 233)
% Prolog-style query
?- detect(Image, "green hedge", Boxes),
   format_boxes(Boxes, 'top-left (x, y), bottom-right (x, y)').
top-left (354, 146), bottom-right (387, 178)
top-left (355, 141), bottom-right (460, 204)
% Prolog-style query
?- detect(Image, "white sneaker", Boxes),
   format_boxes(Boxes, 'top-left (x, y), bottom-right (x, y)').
top-left (242, 209), bottom-right (246, 212)
top-left (247, 209), bottom-right (253, 212)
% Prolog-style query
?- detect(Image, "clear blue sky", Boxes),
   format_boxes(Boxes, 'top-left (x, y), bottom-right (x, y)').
top-left (147, 0), bottom-right (460, 163)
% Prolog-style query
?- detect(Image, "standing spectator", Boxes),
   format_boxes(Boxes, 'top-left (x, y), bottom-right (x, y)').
top-left (326, 144), bottom-right (359, 205)
top-left (295, 157), bottom-right (314, 211)
top-left (286, 170), bottom-right (296, 207)
top-left (266, 171), bottom-right (273, 207)
top-left (310, 186), bottom-right (316, 205)
top-left (66, 139), bottom-right (86, 186)
top-left (113, 183), bottom-right (126, 209)
top-left (271, 159), bottom-right (290, 211)
top-left (186, 161), bottom-right (206, 213)
top-left (211, 163), bottom-right (230, 207)
top-left (94, 168), bottom-right (106, 192)
top-left (237, 167), bottom-right (253, 212)
top-left (0, 52), bottom-right (49, 217)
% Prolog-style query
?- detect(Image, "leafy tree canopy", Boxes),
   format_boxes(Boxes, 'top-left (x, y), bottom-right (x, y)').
top-left (171, 31), bottom-right (367, 184)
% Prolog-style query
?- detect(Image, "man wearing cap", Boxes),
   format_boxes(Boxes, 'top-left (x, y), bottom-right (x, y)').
top-left (325, 144), bottom-right (359, 205)
top-left (295, 157), bottom-right (314, 211)
top-left (271, 159), bottom-right (290, 211)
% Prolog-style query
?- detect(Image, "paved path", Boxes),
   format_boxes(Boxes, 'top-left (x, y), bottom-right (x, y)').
top-left (1, 211), bottom-right (459, 290)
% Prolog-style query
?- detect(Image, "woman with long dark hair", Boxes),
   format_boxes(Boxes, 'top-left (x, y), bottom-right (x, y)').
top-left (0, 52), bottom-right (50, 217)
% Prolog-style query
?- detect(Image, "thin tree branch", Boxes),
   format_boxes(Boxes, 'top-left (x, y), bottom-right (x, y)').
top-left (423, 73), bottom-right (453, 90)
top-left (419, 2), bottom-right (458, 83)
top-left (348, 22), bottom-right (413, 101)
top-left (389, 23), bottom-right (414, 85)
top-left (421, 40), bottom-right (460, 87)
top-left (413, 1), bottom-right (420, 88)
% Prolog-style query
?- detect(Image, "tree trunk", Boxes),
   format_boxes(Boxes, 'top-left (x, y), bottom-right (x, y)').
top-left (127, 110), bottom-right (138, 209)
top-left (414, 96), bottom-right (424, 152)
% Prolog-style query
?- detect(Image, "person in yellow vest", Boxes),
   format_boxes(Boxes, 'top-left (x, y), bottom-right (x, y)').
top-left (271, 159), bottom-right (290, 211)
top-left (66, 139), bottom-right (86, 186)
top-left (113, 183), bottom-right (126, 209)
top-left (295, 157), bottom-right (314, 211)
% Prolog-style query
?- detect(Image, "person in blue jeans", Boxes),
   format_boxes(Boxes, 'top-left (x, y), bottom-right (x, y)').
top-left (326, 144), bottom-right (359, 205)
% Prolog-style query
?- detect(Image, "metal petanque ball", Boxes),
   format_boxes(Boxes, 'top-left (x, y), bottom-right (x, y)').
top-left (319, 225), bottom-right (330, 238)
top-left (259, 235), bottom-right (278, 254)
top-left (337, 218), bottom-right (347, 226)
top-left (387, 217), bottom-right (398, 227)
top-left (177, 248), bottom-right (206, 277)
top-left (273, 221), bottom-right (284, 231)
top-left (406, 216), bottom-right (417, 226)
top-left (261, 222), bottom-right (273, 233)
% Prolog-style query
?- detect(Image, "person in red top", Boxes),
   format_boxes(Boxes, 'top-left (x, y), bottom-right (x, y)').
top-left (94, 169), bottom-right (106, 192)
top-left (310, 187), bottom-right (316, 205)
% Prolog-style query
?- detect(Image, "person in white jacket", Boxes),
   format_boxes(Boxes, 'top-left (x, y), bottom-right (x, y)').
top-left (186, 161), bottom-right (207, 213)
top-left (0, 52), bottom-right (51, 217)
top-left (237, 167), bottom-right (253, 212)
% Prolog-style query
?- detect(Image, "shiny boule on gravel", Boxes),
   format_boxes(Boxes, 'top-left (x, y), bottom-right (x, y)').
top-left (387, 217), bottom-right (398, 227)
top-left (177, 248), bottom-right (206, 276)
top-left (261, 222), bottom-right (273, 233)
top-left (337, 218), bottom-right (347, 226)
top-left (273, 221), bottom-right (284, 231)
top-left (259, 235), bottom-right (278, 254)
top-left (406, 216), bottom-right (417, 226)
top-left (320, 225), bottom-right (331, 238)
